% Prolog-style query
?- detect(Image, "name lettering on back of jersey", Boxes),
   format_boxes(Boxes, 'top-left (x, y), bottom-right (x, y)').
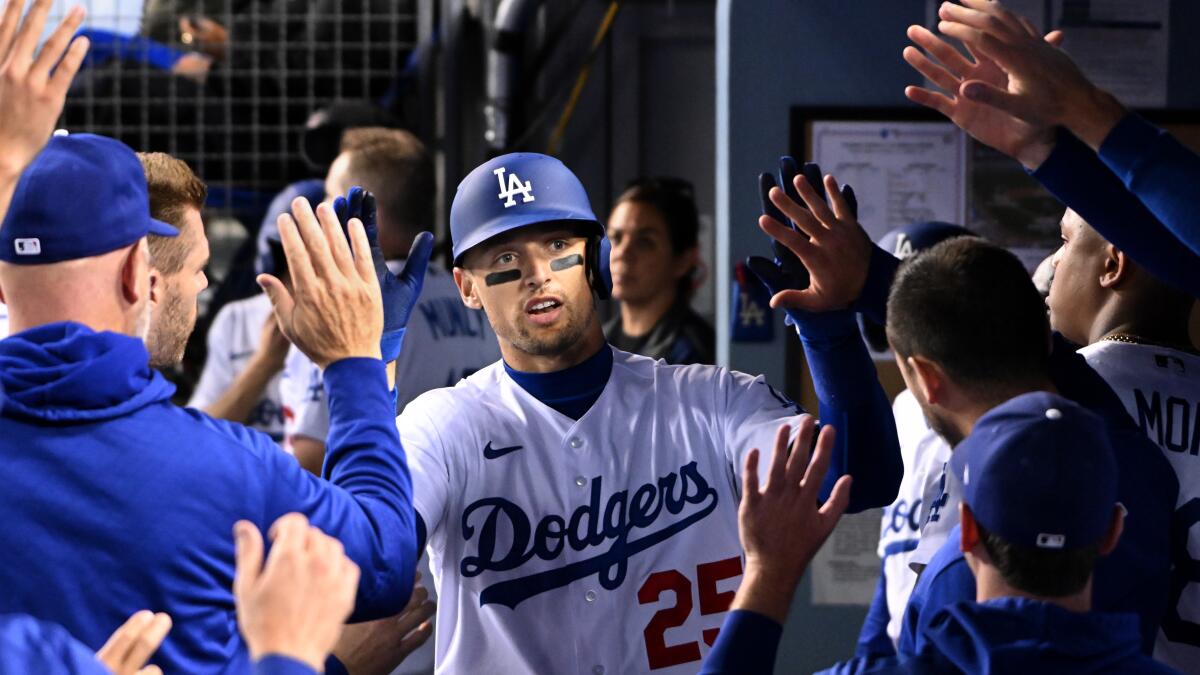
top-left (459, 461), bottom-right (719, 609)
top-left (1134, 388), bottom-right (1200, 455)
top-left (482, 441), bottom-right (523, 460)
top-left (494, 167), bottom-right (535, 208)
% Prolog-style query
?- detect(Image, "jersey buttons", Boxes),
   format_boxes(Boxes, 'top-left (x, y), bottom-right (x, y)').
top-left (585, 590), bottom-right (597, 602)
top-left (568, 436), bottom-right (584, 449)
top-left (575, 476), bottom-right (587, 487)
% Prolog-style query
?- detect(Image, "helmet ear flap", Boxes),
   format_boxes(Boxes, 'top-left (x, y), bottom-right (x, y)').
top-left (586, 235), bottom-right (612, 300)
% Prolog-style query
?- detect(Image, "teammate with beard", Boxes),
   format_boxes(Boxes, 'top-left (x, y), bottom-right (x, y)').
top-left (395, 153), bottom-right (900, 674)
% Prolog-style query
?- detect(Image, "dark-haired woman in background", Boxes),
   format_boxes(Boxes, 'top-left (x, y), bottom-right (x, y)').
top-left (604, 178), bottom-right (715, 364)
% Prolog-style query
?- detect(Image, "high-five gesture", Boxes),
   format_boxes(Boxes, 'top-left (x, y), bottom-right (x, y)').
top-left (734, 418), bottom-right (852, 623)
top-left (904, 22), bottom-right (1063, 169)
top-left (332, 186), bottom-right (433, 362)
top-left (257, 198), bottom-right (384, 368)
top-left (0, 0), bottom-right (90, 221)
top-left (752, 164), bottom-right (873, 314)
top-left (934, 0), bottom-right (1127, 150)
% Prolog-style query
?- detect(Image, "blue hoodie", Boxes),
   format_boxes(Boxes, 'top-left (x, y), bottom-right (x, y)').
top-left (0, 323), bottom-right (417, 673)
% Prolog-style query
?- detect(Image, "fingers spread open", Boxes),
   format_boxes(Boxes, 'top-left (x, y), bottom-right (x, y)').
top-left (318, 203), bottom-right (357, 279)
top-left (784, 416), bottom-right (817, 486)
top-left (768, 187), bottom-right (824, 239)
top-left (48, 33), bottom-right (88, 95)
top-left (907, 24), bottom-right (974, 76)
top-left (904, 85), bottom-right (956, 117)
top-left (769, 288), bottom-right (821, 313)
top-left (98, 610), bottom-right (154, 666)
top-left (759, 214), bottom-right (816, 261)
top-left (764, 423), bottom-right (791, 491)
top-left (275, 212), bottom-right (315, 289)
top-left (289, 198), bottom-right (333, 279)
top-left (345, 218), bottom-right (378, 288)
top-left (121, 613), bottom-right (172, 672)
top-left (823, 176), bottom-right (855, 222)
top-left (903, 45), bottom-right (961, 93)
top-left (29, 4), bottom-right (82, 85)
top-left (800, 424), bottom-right (838, 504)
top-left (8, 0), bottom-right (53, 72)
top-left (0, 0), bottom-right (21, 60)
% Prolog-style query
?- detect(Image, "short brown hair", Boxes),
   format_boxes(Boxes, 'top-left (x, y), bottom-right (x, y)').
top-left (138, 152), bottom-right (207, 275)
top-left (339, 127), bottom-right (434, 235)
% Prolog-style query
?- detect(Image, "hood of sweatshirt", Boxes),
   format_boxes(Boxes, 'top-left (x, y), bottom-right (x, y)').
top-left (923, 597), bottom-right (1145, 673)
top-left (0, 322), bottom-right (175, 422)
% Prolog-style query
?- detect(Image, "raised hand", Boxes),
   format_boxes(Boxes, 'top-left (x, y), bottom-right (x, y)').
top-left (734, 418), bottom-right (852, 622)
top-left (904, 22), bottom-right (1063, 169)
top-left (256, 197), bottom-right (384, 368)
top-left (234, 514), bottom-right (361, 672)
top-left (0, 0), bottom-right (90, 176)
top-left (95, 610), bottom-right (172, 675)
top-left (332, 186), bottom-right (433, 362)
top-left (935, 0), bottom-right (1126, 149)
top-left (749, 161), bottom-right (872, 315)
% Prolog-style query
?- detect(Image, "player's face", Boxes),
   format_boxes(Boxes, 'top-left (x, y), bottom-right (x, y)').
top-left (147, 208), bottom-right (210, 368)
top-left (607, 201), bottom-right (694, 305)
top-left (1047, 209), bottom-right (1106, 346)
top-left (455, 225), bottom-right (599, 363)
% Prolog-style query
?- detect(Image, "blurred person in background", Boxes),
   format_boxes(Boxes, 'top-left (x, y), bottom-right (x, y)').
top-left (604, 177), bottom-right (714, 364)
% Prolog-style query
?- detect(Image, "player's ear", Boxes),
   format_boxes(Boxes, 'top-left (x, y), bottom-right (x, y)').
top-left (122, 240), bottom-right (149, 305)
top-left (148, 267), bottom-right (164, 305)
top-left (454, 267), bottom-right (484, 310)
top-left (907, 354), bottom-right (946, 406)
top-left (959, 504), bottom-right (981, 554)
top-left (1100, 244), bottom-right (1127, 289)
top-left (1098, 503), bottom-right (1125, 556)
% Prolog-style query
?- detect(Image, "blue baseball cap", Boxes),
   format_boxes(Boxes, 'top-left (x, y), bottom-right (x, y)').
top-left (0, 134), bottom-right (178, 264)
top-left (950, 392), bottom-right (1118, 551)
top-left (879, 221), bottom-right (974, 260)
top-left (450, 152), bottom-right (600, 264)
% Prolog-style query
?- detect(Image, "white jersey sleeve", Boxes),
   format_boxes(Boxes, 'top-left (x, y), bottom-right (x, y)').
top-left (188, 301), bottom-right (240, 409)
top-left (718, 369), bottom-right (808, 484)
top-left (396, 393), bottom-right (455, 539)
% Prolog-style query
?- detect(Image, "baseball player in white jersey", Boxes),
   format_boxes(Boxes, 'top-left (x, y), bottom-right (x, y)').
top-left (1047, 208), bottom-right (1200, 670)
top-left (857, 222), bottom-right (971, 654)
top-left (398, 153), bottom-right (896, 674)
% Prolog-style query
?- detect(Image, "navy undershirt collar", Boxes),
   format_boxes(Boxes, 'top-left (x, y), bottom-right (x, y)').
top-left (503, 344), bottom-right (614, 420)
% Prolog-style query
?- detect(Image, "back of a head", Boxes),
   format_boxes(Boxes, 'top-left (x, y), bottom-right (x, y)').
top-left (338, 127), bottom-right (434, 241)
top-left (952, 393), bottom-right (1119, 598)
top-left (887, 237), bottom-right (1050, 392)
top-left (138, 153), bottom-right (207, 275)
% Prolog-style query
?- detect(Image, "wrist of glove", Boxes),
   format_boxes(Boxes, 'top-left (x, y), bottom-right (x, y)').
top-left (380, 328), bottom-right (406, 363)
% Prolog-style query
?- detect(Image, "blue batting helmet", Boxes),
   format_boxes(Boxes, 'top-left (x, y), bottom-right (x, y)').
top-left (256, 179), bottom-right (327, 276)
top-left (450, 153), bottom-right (610, 297)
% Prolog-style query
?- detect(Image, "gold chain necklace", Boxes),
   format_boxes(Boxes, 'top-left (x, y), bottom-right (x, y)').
top-left (1100, 333), bottom-right (1146, 344)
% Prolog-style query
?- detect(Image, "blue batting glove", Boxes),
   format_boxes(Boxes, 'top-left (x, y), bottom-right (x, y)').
top-left (746, 158), bottom-right (857, 325)
top-left (333, 186), bottom-right (434, 362)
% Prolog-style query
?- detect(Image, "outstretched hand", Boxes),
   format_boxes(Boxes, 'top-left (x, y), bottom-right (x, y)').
top-left (0, 0), bottom-right (90, 177)
top-left (748, 159), bottom-right (872, 315)
top-left (333, 186), bottom-right (433, 362)
top-left (935, 0), bottom-right (1126, 149)
top-left (903, 22), bottom-right (1063, 169)
top-left (734, 418), bottom-right (852, 622)
top-left (257, 197), bottom-right (384, 368)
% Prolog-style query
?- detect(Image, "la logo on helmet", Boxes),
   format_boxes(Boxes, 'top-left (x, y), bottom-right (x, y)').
top-left (493, 167), bottom-right (535, 208)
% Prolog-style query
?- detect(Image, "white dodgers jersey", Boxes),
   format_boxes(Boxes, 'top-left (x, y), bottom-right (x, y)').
top-left (398, 348), bottom-right (805, 674)
top-left (189, 293), bottom-right (287, 443)
top-left (283, 264), bottom-right (500, 442)
top-left (877, 389), bottom-right (951, 646)
top-left (1079, 340), bottom-right (1200, 672)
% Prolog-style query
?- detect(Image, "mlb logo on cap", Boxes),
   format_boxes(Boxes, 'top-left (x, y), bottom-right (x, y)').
top-left (13, 238), bottom-right (41, 256)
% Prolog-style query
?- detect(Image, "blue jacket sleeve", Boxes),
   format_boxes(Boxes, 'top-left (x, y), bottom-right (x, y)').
top-left (697, 610), bottom-right (783, 675)
top-left (1097, 112), bottom-right (1200, 259)
top-left (850, 246), bottom-right (902, 327)
top-left (1032, 128), bottom-right (1200, 297)
top-left (77, 29), bottom-right (186, 70)
top-left (248, 357), bottom-right (417, 621)
top-left (855, 563), bottom-right (896, 658)
top-left (792, 310), bottom-right (902, 512)
top-left (255, 655), bottom-right (318, 675)
top-left (0, 614), bottom-right (109, 674)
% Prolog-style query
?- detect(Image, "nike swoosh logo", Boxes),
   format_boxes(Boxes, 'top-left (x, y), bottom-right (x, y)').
top-left (483, 441), bottom-right (523, 460)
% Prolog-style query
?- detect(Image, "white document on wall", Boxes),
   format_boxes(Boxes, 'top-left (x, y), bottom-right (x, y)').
top-left (1051, 0), bottom-right (1169, 107)
top-left (810, 121), bottom-right (967, 244)
top-left (810, 509), bottom-right (883, 606)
